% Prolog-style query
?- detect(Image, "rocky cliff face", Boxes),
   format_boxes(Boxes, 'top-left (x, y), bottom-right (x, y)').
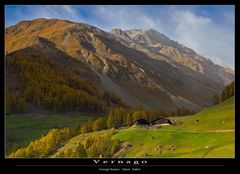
top-left (6, 18), bottom-right (234, 111)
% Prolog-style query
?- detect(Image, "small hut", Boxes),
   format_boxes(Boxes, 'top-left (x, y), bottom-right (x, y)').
top-left (150, 116), bottom-right (174, 126)
top-left (134, 119), bottom-right (151, 126)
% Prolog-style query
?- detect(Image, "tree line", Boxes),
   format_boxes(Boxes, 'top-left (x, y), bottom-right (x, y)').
top-left (8, 107), bottom-right (195, 157)
top-left (55, 129), bottom-right (121, 158)
top-left (8, 125), bottom-right (120, 158)
top-left (8, 128), bottom-right (73, 157)
top-left (80, 107), bottom-right (195, 134)
top-left (6, 52), bottom-right (126, 114)
top-left (212, 81), bottom-right (234, 105)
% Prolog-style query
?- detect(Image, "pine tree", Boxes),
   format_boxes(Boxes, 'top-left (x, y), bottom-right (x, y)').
top-left (80, 125), bottom-right (88, 134)
top-left (107, 111), bottom-right (115, 128)
top-left (228, 82), bottom-right (234, 97)
top-left (221, 90), bottom-right (228, 102)
top-left (212, 95), bottom-right (220, 105)
top-left (221, 81), bottom-right (234, 102)
top-left (126, 113), bottom-right (133, 126)
top-left (92, 118), bottom-right (102, 132)
top-left (132, 110), bottom-right (142, 120)
top-left (113, 107), bottom-right (126, 127)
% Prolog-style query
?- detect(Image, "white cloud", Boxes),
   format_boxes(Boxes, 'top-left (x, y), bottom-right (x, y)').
top-left (91, 7), bottom-right (234, 69)
top-left (6, 5), bottom-right (234, 69)
top-left (35, 5), bottom-right (84, 22)
top-left (91, 6), bottom-right (164, 32)
top-left (89, 6), bottom-right (234, 68)
top-left (207, 56), bottom-right (223, 66)
top-left (8, 5), bottom-right (85, 25)
top-left (171, 10), bottom-right (234, 68)
top-left (206, 55), bottom-right (234, 70)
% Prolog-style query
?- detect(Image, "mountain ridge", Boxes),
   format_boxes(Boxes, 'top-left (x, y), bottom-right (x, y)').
top-left (6, 18), bottom-right (234, 111)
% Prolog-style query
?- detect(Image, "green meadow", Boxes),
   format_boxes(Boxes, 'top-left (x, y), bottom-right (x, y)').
top-left (5, 112), bottom-right (95, 154)
top-left (54, 97), bottom-right (234, 158)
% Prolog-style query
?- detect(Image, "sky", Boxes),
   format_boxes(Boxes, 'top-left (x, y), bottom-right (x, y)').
top-left (5, 5), bottom-right (235, 69)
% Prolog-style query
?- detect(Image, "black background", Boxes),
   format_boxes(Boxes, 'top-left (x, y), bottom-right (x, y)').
top-left (1, 0), bottom-right (239, 173)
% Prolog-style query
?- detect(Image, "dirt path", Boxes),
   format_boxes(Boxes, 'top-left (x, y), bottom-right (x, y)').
top-left (125, 128), bottom-right (234, 133)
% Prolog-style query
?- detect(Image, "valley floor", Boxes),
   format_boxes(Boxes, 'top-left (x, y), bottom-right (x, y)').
top-left (5, 112), bottom-right (96, 154)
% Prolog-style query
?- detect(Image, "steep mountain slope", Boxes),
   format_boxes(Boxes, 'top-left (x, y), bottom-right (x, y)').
top-left (6, 38), bottom-right (125, 114)
top-left (112, 28), bottom-right (234, 85)
top-left (6, 18), bottom-right (234, 111)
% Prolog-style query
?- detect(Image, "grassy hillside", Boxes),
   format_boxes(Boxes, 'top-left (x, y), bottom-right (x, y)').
top-left (53, 96), bottom-right (234, 158)
top-left (6, 112), bottom-right (96, 154)
top-left (170, 96), bottom-right (234, 131)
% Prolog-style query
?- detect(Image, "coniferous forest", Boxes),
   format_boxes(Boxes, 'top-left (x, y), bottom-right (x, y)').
top-left (212, 81), bottom-right (234, 105)
top-left (6, 49), bottom-right (125, 114)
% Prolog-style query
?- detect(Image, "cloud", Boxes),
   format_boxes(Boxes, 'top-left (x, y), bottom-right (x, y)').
top-left (90, 6), bottom-right (164, 31)
top-left (5, 5), bottom-right (85, 26)
top-left (89, 6), bottom-right (234, 68)
top-left (171, 10), bottom-right (234, 69)
top-left (5, 5), bottom-right (234, 68)
top-left (207, 56), bottom-right (223, 66)
top-left (33, 5), bottom-right (84, 21)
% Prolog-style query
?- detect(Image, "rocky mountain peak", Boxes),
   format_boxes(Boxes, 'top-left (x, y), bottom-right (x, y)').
top-left (6, 18), bottom-right (234, 110)
top-left (111, 28), bottom-right (125, 35)
top-left (125, 28), bottom-right (169, 44)
top-left (110, 28), bottom-right (132, 42)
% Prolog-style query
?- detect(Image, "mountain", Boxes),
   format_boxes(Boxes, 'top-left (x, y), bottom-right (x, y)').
top-left (6, 36), bottom-right (126, 114)
top-left (5, 18), bottom-right (234, 111)
top-left (111, 28), bottom-right (233, 85)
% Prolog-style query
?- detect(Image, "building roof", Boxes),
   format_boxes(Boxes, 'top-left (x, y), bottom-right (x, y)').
top-left (151, 116), bottom-right (174, 124)
top-left (134, 118), bottom-right (150, 125)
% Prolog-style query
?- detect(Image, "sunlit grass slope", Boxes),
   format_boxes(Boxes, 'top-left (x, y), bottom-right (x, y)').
top-left (54, 97), bottom-right (234, 158)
